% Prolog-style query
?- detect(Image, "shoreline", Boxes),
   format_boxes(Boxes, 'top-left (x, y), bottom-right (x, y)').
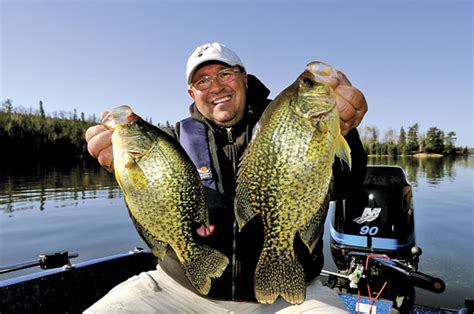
top-left (412, 152), bottom-right (444, 158)
top-left (367, 153), bottom-right (450, 158)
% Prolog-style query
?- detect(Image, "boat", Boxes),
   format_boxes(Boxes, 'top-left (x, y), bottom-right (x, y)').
top-left (0, 248), bottom-right (156, 313)
top-left (1, 166), bottom-right (472, 313)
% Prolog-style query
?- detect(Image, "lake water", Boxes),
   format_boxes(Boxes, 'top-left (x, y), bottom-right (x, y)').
top-left (0, 156), bottom-right (473, 309)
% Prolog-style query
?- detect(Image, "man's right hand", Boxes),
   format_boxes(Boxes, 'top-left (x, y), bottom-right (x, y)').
top-left (85, 112), bottom-right (114, 173)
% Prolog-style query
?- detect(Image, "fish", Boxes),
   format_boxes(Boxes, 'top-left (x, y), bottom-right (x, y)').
top-left (235, 62), bottom-right (351, 305)
top-left (102, 105), bottom-right (228, 295)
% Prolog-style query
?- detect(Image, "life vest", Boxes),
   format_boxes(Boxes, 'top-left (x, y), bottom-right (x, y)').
top-left (179, 117), bottom-right (218, 191)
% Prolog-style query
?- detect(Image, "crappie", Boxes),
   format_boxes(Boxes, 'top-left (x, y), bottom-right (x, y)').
top-left (102, 106), bottom-right (228, 295)
top-left (235, 62), bottom-right (351, 305)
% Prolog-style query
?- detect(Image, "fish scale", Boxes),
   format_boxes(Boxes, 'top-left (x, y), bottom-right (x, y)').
top-left (235, 62), bottom-right (352, 305)
top-left (103, 106), bottom-right (229, 296)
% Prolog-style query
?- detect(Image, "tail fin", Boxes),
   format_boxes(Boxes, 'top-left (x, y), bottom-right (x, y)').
top-left (254, 249), bottom-right (306, 305)
top-left (182, 245), bottom-right (229, 295)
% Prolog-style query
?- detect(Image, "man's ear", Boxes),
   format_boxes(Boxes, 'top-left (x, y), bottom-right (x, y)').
top-left (187, 87), bottom-right (195, 99)
top-left (242, 72), bottom-right (248, 88)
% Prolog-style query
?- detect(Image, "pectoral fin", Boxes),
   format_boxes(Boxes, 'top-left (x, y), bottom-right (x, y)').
top-left (124, 156), bottom-right (148, 189)
top-left (335, 133), bottom-right (352, 169)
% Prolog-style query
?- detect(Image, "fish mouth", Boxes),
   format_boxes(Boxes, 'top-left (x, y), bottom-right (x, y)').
top-left (306, 61), bottom-right (338, 83)
top-left (102, 105), bottom-right (140, 130)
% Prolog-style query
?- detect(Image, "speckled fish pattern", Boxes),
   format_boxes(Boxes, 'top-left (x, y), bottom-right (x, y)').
top-left (104, 106), bottom-right (229, 295)
top-left (235, 62), bottom-right (351, 305)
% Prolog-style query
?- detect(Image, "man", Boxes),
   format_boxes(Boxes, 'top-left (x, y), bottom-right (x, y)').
top-left (85, 42), bottom-right (368, 312)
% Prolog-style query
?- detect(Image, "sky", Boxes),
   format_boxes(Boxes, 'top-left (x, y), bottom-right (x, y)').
top-left (1, 0), bottom-right (472, 147)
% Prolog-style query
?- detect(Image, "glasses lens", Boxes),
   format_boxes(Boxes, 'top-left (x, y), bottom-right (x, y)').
top-left (192, 68), bottom-right (239, 91)
top-left (217, 70), bottom-right (235, 84)
top-left (193, 78), bottom-right (210, 90)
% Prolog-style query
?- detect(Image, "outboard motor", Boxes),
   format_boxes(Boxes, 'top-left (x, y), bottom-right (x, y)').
top-left (330, 165), bottom-right (416, 267)
top-left (326, 165), bottom-right (445, 311)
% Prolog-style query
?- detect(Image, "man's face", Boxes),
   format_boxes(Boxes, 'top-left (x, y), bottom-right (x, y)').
top-left (188, 63), bottom-right (248, 127)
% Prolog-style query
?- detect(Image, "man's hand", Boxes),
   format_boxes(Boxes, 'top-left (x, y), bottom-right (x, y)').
top-left (85, 112), bottom-right (114, 173)
top-left (330, 71), bottom-right (368, 135)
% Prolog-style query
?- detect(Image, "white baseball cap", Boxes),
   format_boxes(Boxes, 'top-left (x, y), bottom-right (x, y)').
top-left (186, 42), bottom-right (245, 84)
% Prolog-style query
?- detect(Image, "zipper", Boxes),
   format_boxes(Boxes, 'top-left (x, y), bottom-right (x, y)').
top-left (231, 220), bottom-right (238, 300)
top-left (226, 126), bottom-right (237, 299)
top-left (222, 126), bottom-right (239, 299)
top-left (226, 127), bottom-right (234, 143)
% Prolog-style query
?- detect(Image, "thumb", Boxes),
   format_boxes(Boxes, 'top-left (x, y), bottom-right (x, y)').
top-left (328, 70), bottom-right (353, 90)
top-left (196, 224), bottom-right (215, 237)
top-left (335, 70), bottom-right (352, 87)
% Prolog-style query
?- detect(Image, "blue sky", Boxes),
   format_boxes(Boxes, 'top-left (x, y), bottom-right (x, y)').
top-left (1, 0), bottom-right (472, 146)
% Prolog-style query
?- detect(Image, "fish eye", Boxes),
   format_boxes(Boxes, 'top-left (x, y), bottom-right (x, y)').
top-left (130, 119), bottom-right (141, 127)
top-left (303, 77), bottom-right (315, 87)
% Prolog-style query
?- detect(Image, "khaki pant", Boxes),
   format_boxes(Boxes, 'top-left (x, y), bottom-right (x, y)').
top-left (85, 265), bottom-right (348, 313)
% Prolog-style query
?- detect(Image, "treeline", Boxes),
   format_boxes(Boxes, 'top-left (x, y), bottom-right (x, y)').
top-left (0, 99), bottom-right (173, 162)
top-left (360, 123), bottom-right (469, 156)
top-left (0, 99), bottom-right (99, 162)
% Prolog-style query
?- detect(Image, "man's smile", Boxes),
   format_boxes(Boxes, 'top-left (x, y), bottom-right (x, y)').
top-left (211, 95), bottom-right (232, 106)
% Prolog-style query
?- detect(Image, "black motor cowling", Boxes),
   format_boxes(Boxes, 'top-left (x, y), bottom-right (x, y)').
top-left (329, 165), bottom-right (416, 269)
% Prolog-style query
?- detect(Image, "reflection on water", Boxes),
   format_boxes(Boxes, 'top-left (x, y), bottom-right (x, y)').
top-left (0, 162), bottom-right (121, 213)
top-left (2, 156), bottom-right (470, 213)
top-left (0, 161), bottom-right (144, 281)
top-left (367, 155), bottom-right (472, 186)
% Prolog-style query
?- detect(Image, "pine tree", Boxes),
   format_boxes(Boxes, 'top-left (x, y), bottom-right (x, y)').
top-left (444, 131), bottom-right (457, 155)
top-left (406, 123), bottom-right (419, 154)
top-left (424, 127), bottom-right (444, 153)
top-left (2, 99), bottom-right (13, 113)
top-left (397, 127), bottom-right (405, 154)
top-left (39, 100), bottom-right (46, 118)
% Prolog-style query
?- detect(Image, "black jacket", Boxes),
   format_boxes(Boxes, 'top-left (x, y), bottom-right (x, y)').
top-left (160, 74), bottom-right (367, 301)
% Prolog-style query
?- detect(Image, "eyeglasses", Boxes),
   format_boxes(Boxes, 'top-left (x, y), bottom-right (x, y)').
top-left (191, 67), bottom-right (241, 91)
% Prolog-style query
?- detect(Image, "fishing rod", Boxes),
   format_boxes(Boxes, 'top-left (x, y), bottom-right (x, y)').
top-left (0, 251), bottom-right (79, 274)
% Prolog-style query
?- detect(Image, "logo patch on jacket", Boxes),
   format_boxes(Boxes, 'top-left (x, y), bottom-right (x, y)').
top-left (198, 165), bottom-right (212, 180)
